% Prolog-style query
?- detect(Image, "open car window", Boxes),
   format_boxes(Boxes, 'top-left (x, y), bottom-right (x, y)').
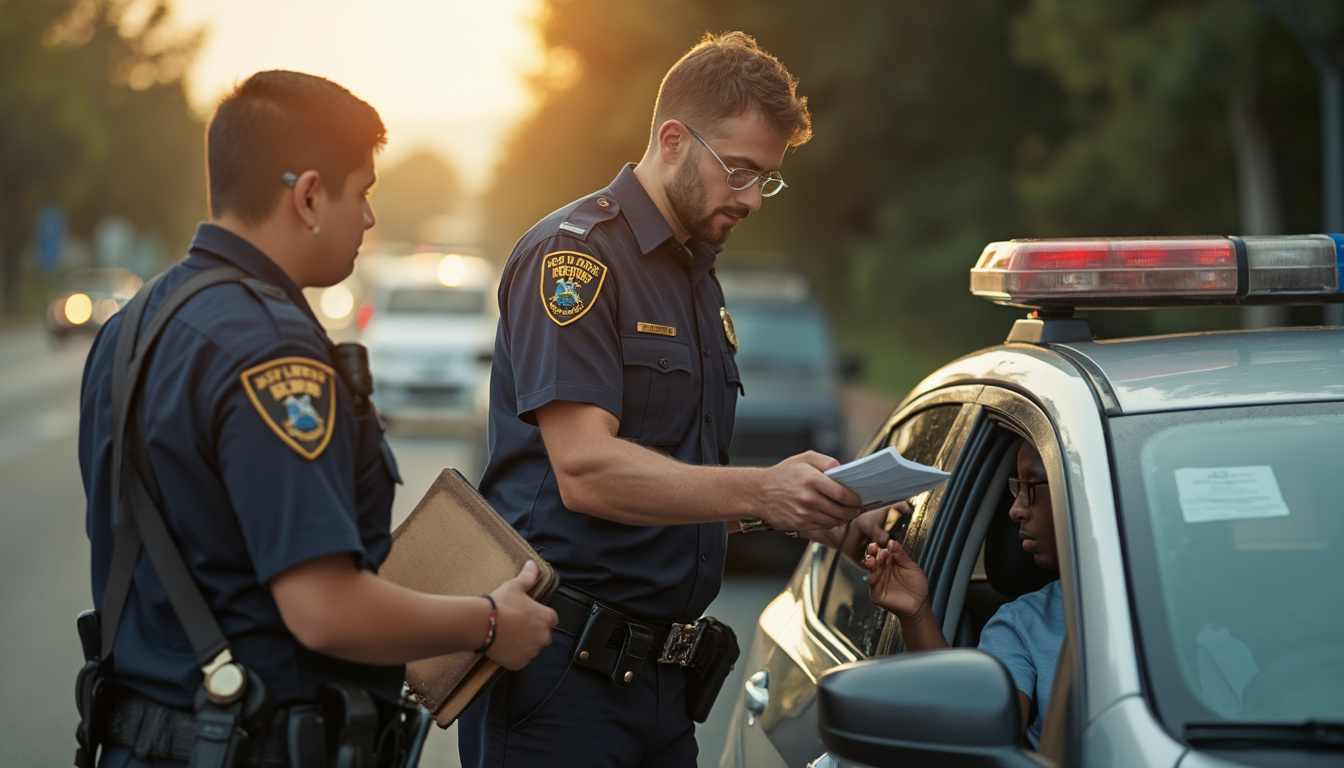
top-left (816, 403), bottom-right (970, 657)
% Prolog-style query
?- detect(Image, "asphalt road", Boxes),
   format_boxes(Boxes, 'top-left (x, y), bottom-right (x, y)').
top-left (0, 322), bottom-right (859, 768)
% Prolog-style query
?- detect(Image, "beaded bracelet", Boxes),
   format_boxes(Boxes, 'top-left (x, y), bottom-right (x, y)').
top-left (473, 595), bottom-right (498, 654)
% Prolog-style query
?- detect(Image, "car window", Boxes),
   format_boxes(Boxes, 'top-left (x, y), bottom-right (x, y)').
top-left (729, 303), bottom-right (832, 373)
top-left (384, 286), bottom-right (485, 315)
top-left (817, 404), bottom-right (964, 657)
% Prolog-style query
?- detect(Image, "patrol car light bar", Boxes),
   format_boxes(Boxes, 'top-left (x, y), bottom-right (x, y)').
top-left (969, 235), bottom-right (1344, 308)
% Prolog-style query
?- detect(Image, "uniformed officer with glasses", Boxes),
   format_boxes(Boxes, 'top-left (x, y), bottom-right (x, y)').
top-left (459, 31), bottom-right (883, 768)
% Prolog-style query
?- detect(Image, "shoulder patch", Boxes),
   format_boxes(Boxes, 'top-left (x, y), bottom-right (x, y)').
top-left (239, 356), bottom-right (336, 460)
top-left (556, 194), bottom-right (620, 241)
top-left (540, 250), bottom-right (609, 326)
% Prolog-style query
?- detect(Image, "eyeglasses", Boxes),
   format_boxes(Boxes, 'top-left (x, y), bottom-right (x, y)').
top-left (1008, 477), bottom-right (1048, 505)
top-left (684, 125), bottom-right (788, 197)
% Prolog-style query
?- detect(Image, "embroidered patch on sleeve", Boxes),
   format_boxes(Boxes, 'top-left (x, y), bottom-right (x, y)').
top-left (539, 250), bottom-right (609, 326)
top-left (239, 356), bottom-right (337, 460)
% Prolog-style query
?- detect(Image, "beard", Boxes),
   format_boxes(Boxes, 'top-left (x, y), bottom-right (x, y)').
top-left (667, 152), bottom-right (751, 245)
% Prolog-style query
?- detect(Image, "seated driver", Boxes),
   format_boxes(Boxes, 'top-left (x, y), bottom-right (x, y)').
top-left (863, 440), bottom-right (1063, 748)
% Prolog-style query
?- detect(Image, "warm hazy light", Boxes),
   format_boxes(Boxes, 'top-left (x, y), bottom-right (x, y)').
top-left (438, 254), bottom-right (467, 286)
top-left (320, 285), bottom-right (355, 320)
top-left (172, 0), bottom-right (543, 191)
top-left (64, 293), bottom-right (93, 325)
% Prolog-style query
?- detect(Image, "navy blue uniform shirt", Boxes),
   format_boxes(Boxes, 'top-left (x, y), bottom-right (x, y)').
top-left (79, 223), bottom-right (404, 709)
top-left (480, 164), bottom-right (742, 623)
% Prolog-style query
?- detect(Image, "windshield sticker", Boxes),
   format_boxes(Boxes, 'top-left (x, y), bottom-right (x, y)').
top-left (1174, 466), bottom-right (1290, 523)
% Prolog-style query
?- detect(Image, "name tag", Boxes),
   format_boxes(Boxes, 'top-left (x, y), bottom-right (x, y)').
top-left (636, 322), bottom-right (676, 337)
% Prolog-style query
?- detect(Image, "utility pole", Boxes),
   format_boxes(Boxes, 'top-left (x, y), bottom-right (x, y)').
top-left (1243, 0), bottom-right (1343, 324)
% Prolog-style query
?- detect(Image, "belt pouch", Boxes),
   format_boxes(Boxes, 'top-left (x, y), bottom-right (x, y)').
top-left (285, 704), bottom-right (327, 768)
top-left (684, 617), bottom-right (739, 723)
top-left (571, 603), bottom-right (651, 688)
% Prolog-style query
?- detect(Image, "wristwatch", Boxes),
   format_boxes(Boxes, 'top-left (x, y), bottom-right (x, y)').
top-left (738, 518), bottom-right (772, 534)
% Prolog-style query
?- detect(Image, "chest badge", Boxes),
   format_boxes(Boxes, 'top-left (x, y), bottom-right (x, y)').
top-left (239, 356), bottom-right (337, 460)
top-left (720, 307), bottom-right (738, 350)
top-left (540, 250), bottom-right (609, 326)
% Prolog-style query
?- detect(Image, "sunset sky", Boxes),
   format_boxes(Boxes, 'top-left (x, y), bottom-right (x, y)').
top-left (170, 0), bottom-right (544, 192)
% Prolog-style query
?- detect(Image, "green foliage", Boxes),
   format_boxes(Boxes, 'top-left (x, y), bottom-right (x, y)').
top-left (371, 148), bottom-right (463, 244)
top-left (487, 0), bottom-right (1344, 397)
top-left (0, 0), bottom-right (203, 312)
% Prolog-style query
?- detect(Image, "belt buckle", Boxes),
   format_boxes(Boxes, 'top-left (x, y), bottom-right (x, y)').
top-left (660, 621), bottom-right (703, 666)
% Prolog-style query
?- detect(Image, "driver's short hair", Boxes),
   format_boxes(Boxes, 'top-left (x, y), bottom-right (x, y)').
top-left (207, 70), bottom-right (386, 224)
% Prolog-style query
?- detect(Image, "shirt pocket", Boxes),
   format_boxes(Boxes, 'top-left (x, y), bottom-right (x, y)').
top-left (617, 333), bottom-right (695, 448)
top-left (718, 350), bottom-right (743, 462)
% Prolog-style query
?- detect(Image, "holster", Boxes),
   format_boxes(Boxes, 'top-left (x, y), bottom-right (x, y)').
top-left (682, 617), bottom-right (739, 723)
top-left (74, 610), bottom-right (107, 768)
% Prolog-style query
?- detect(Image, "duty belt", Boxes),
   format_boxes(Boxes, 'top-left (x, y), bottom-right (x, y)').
top-left (101, 687), bottom-right (288, 767)
top-left (549, 586), bottom-right (708, 686)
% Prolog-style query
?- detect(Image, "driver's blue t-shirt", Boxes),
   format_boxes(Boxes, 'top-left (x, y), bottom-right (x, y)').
top-left (978, 579), bottom-right (1065, 748)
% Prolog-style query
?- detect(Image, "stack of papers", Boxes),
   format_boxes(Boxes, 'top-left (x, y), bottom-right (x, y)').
top-left (825, 446), bottom-right (951, 507)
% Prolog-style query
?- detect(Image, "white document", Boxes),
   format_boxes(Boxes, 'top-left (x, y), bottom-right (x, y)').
top-left (1174, 466), bottom-right (1290, 524)
top-left (825, 446), bottom-right (951, 507)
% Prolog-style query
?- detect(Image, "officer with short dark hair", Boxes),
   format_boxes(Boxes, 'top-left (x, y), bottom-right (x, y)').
top-left (78, 70), bottom-right (556, 768)
top-left (458, 33), bottom-right (871, 768)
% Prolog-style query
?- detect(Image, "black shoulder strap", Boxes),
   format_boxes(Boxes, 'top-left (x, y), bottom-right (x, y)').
top-left (99, 266), bottom-right (249, 668)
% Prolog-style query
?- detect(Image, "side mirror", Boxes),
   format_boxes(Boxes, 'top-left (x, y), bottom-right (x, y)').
top-left (817, 650), bottom-right (1042, 768)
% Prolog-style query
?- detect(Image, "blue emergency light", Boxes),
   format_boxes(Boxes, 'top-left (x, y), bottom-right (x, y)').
top-left (970, 234), bottom-right (1344, 309)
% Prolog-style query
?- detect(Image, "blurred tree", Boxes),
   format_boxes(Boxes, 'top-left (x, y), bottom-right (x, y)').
top-left (0, 0), bottom-right (203, 312)
top-left (0, 0), bottom-right (101, 311)
top-left (56, 0), bottom-right (205, 261)
top-left (372, 148), bottom-right (463, 244)
top-left (1013, 0), bottom-right (1344, 336)
top-left (487, 0), bottom-right (1344, 396)
top-left (482, 0), bottom-right (708, 261)
top-left (485, 0), bottom-right (1063, 368)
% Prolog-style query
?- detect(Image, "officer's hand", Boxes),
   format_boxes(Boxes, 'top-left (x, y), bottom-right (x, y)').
top-left (756, 452), bottom-right (863, 533)
top-left (486, 561), bottom-right (559, 671)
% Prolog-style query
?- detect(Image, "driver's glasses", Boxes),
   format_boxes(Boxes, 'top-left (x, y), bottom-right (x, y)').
top-left (1008, 477), bottom-right (1048, 505)
top-left (684, 125), bottom-right (787, 197)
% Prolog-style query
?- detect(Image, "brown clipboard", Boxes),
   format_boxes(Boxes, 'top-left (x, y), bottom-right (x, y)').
top-left (377, 468), bottom-right (558, 727)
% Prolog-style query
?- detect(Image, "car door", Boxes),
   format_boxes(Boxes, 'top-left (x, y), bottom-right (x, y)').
top-left (721, 386), bottom-right (979, 768)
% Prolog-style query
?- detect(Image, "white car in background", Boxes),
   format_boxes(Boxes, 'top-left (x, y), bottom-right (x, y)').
top-left (358, 251), bottom-right (497, 430)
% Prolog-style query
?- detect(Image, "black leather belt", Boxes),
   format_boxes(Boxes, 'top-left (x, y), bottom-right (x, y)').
top-left (102, 687), bottom-right (288, 767)
top-left (549, 586), bottom-right (707, 671)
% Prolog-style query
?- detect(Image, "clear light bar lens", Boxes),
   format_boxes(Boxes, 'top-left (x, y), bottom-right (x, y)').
top-left (1242, 235), bottom-right (1338, 295)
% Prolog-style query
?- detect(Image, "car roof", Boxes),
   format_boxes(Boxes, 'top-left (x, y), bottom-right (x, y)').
top-left (1054, 327), bottom-right (1344, 414)
top-left (905, 324), bottom-right (1344, 418)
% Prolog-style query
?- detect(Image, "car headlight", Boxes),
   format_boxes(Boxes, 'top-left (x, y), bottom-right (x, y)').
top-left (64, 293), bottom-right (93, 325)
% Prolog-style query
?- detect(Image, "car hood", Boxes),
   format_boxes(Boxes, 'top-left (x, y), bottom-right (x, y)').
top-left (363, 314), bottom-right (495, 350)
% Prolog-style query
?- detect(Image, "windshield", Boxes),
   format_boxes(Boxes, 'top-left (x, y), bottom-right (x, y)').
top-left (729, 303), bottom-right (833, 373)
top-left (383, 286), bottom-right (485, 315)
top-left (1111, 403), bottom-right (1344, 735)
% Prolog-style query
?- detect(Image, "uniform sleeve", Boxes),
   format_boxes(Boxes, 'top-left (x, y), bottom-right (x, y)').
top-left (977, 601), bottom-right (1039, 700)
top-left (212, 340), bottom-right (366, 584)
top-left (504, 236), bottom-right (623, 424)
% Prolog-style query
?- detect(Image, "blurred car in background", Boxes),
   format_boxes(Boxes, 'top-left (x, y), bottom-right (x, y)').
top-left (719, 268), bottom-right (858, 466)
top-left (46, 268), bottom-right (143, 342)
top-left (357, 251), bottom-right (497, 430)
top-left (719, 267), bottom-right (860, 571)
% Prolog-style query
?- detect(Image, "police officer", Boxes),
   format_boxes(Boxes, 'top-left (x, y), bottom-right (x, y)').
top-left (78, 70), bottom-right (556, 768)
top-left (458, 33), bottom-right (867, 767)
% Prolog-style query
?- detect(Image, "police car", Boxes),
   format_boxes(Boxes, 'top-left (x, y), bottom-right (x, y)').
top-left (719, 235), bottom-right (1344, 768)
